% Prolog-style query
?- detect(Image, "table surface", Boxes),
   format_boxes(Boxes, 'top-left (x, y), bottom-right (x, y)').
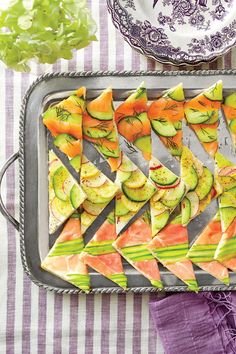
top-left (1, 1), bottom-right (236, 353)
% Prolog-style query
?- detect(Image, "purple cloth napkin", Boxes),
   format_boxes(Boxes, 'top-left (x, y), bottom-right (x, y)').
top-left (149, 292), bottom-right (236, 354)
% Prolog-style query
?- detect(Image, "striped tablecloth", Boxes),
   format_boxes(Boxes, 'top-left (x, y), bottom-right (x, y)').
top-left (1, 1), bottom-right (236, 353)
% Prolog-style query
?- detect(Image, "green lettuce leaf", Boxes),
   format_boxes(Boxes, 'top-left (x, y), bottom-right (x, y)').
top-left (0, 0), bottom-right (97, 71)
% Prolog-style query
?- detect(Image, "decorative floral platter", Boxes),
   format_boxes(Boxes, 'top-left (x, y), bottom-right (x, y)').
top-left (107, 0), bottom-right (236, 65)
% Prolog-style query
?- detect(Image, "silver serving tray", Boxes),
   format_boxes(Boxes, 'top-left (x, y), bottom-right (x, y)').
top-left (1, 70), bottom-right (236, 295)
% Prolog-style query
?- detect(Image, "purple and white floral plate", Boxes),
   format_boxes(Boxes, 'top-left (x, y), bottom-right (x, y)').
top-left (107, 0), bottom-right (236, 66)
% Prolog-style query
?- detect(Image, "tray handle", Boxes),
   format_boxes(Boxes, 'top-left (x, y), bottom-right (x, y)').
top-left (0, 152), bottom-right (19, 230)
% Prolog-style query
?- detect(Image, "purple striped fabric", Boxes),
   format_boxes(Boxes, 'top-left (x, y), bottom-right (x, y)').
top-left (0, 1), bottom-right (236, 353)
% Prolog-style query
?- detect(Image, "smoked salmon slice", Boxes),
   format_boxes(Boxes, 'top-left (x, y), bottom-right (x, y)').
top-left (184, 81), bottom-right (223, 157)
top-left (148, 83), bottom-right (185, 159)
top-left (82, 87), bottom-right (122, 172)
top-left (187, 212), bottom-right (229, 284)
top-left (115, 82), bottom-right (152, 160)
top-left (43, 87), bottom-right (86, 170)
top-left (113, 212), bottom-right (163, 288)
top-left (79, 211), bottom-right (127, 288)
top-left (148, 215), bottom-right (198, 291)
top-left (42, 214), bottom-right (90, 292)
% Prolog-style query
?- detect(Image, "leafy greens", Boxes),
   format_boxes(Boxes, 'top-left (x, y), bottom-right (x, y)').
top-left (0, 0), bottom-right (97, 71)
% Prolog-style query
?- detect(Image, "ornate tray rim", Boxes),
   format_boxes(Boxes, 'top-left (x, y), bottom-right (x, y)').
top-left (17, 69), bottom-right (236, 295)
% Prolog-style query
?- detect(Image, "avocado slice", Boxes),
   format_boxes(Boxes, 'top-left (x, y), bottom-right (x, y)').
top-left (122, 181), bottom-right (156, 203)
top-left (181, 197), bottom-right (191, 226)
top-left (181, 165), bottom-right (198, 191)
top-left (220, 206), bottom-right (236, 231)
top-left (52, 166), bottom-right (71, 201)
top-left (203, 81), bottom-right (223, 101)
top-left (133, 135), bottom-right (152, 158)
top-left (152, 210), bottom-right (170, 235)
top-left (230, 119), bottom-right (236, 134)
top-left (70, 155), bottom-right (81, 173)
top-left (70, 184), bottom-right (85, 209)
top-left (195, 167), bottom-right (213, 200)
top-left (115, 197), bottom-right (130, 216)
top-left (150, 165), bottom-right (178, 186)
top-left (151, 119), bottom-right (177, 137)
top-left (194, 126), bottom-right (217, 143)
top-left (123, 170), bottom-right (147, 189)
top-left (225, 92), bottom-right (236, 108)
top-left (187, 191), bottom-right (200, 218)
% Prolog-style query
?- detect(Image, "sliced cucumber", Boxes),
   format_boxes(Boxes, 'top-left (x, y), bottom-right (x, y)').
top-left (123, 170), bottom-right (147, 189)
top-left (163, 83), bottom-right (185, 102)
top-left (106, 129), bottom-right (118, 142)
top-left (217, 175), bottom-right (236, 192)
top-left (204, 112), bottom-right (218, 124)
top-left (150, 165), bottom-right (178, 186)
top-left (151, 119), bottom-right (177, 137)
top-left (203, 80), bottom-right (223, 101)
top-left (173, 121), bottom-right (182, 130)
top-left (54, 133), bottom-right (76, 148)
top-left (187, 191), bottom-right (199, 218)
top-left (182, 165), bottom-right (198, 191)
top-left (225, 92), bottom-right (236, 108)
top-left (83, 126), bottom-right (111, 139)
top-left (115, 197), bottom-right (130, 217)
top-left (121, 195), bottom-right (141, 212)
top-left (230, 119), bottom-right (236, 134)
top-left (81, 185), bottom-right (112, 204)
top-left (96, 144), bottom-right (120, 158)
top-left (195, 167), bottom-right (213, 200)
top-left (122, 180), bottom-right (156, 202)
top-left (194, 126), bottom-right (217, 143)
top-left (185, 108), bottom-right (213, 124)
top-left (81, 160), bottom-right (99, 179)
top-left (161, 180), bottom-right (186, 208)
top-left (53, 166), bottom-right (72, 201)
top-left (70, 184), bottom-right (85, 209)
top-left (152, 210), bottom-right (170, 235)
top-left (82, 200), bottom-right (107, 216)
top-left (86, 89), bottom-right (113, 121)
top-left (181, 197), bottom-right (191, 225)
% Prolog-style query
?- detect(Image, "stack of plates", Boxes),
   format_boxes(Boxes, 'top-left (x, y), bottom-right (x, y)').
top-left (107, 0), bottom-right (236, 66)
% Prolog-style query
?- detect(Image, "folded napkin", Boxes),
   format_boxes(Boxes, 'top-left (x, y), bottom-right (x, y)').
top-left (149, 292), bottom-right (236, 354)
